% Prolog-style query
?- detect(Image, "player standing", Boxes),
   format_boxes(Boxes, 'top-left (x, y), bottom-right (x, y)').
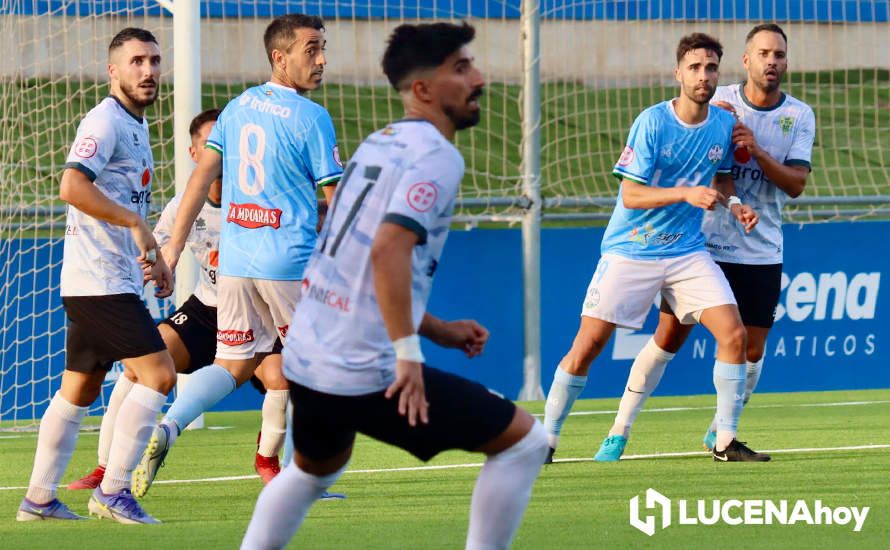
top-left (17, 28), bottom-right (175, 524)
top-left (543, 33), bottom-right (768, 465)
top-left (593, 23), bottom-right (815, 458)
top-left (240, 22), bottom-right (549, 550)
top-left (132, 14), bottom-right (342, 497)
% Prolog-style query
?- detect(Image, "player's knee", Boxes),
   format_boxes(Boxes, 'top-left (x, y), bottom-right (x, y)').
top-left (154, 368), bottom-right (178, 395)
top-left (723, 323), bottom-right (747, 354)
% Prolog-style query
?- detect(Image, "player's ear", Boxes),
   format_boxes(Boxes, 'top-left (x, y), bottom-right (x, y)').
top-left (410, 78), bottom-right (434, 104)
top-left (188, 145), bottom-right (198, 163)
top-left (107, 62), bottom-right (117, 81)
top-left (674, 65), bottom-right (681, 84)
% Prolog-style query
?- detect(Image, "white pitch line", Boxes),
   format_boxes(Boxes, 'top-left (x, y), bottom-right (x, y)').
top-left (1, 443), bottom-right (888, 492)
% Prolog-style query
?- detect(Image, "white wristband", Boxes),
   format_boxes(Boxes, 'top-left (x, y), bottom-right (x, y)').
top-left (145, 248), bottom-right (157, 264)
top-left (393, 334), bottom-right (425, 363)
top-left (728, 195), bottom-right (742, 207)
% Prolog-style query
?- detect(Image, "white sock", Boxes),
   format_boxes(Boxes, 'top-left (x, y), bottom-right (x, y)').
top-left (100, 384), bottom-right (166, 495)
top-left (97, 375), bottom-right (134, 468)
top-left (609, 338), bottom-right (674, 437)
top-left (466, 421), bottom-right (548, 550)
top-left (258, 390), bottom-right (288, 458)
top-left (241, 461), bottom-right (347, 550)
top-left (709, 357), bottom-right (766, 433)
top-left (26, 392), bottom-right (88, 504)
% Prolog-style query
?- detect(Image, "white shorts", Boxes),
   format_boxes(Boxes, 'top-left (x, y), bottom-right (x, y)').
top-left (216, 275), bottom-right (301, 360)
top-left (580, 251), bottom-right (736, 330)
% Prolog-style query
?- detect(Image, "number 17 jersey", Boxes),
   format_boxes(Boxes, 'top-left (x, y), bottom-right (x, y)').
top-left (284, 120), bottom-right (464, 396)
top-left (207, 82), bottom-right (343, 280)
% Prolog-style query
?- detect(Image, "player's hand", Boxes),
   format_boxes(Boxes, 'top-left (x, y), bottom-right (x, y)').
top-left (732, 122), bottom-right (762, 157)
top-left (712, 100), bottom-right (738, 118)
top-left (385, 360), bottom-right (429, 427)
top-left (160, 242), bottom-right (182, 272)
top-left (149, 255), bottom-right (174, 298)
top-left (732, 204), bottom-right (759, 234)
top-left (130, 220), bottom-right (159, 267)
top-left (438, 320), bottom-right (489, 358)
top-left (684, 187), bottom-right (725, 210)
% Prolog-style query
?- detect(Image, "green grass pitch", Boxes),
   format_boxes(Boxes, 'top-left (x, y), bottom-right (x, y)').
top-left (2, 389), bottom-right (889, 547)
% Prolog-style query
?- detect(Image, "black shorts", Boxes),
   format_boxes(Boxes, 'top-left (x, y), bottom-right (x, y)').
top-left (158, 294), bottom-right (217, 374)
top-left (289, 366), bottom-right (516, 462)
top-left (63, 293), bottom-right (166, 374)
top-left (717, 262), bottom-right (782, 328)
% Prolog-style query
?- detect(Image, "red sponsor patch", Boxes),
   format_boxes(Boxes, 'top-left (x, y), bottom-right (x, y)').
top-left (406, 182), bottom-right (437, 213)
top-left (227, 203), bottom-right (282, 229)
top-left (209, 250), bottom-right (219, 267)
top-left (734, 147), bottom-right (751, 163)
top-left (333, 145), bottom-right (343, 167)
top-left (277, 325), bottom-right (289, 339)
top-left (141, 168), bottom-right (151, 187)
top-left (74, 137), bottom-right (98, 159)
top-left (617, 145), bottom-right (634, 167)
top-left (217, 329), bottom-right (254, 346)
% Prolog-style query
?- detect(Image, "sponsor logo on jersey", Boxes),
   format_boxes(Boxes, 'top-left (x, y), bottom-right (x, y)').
top-left (141, 168), bottom-right (151, 187)
top-left (226, 203), bottom-right (282, 229)
top-left (618, 145), bottom-right (634, 166)
top-left (277, 325), bottom-right (288, 339)
top-left (130, 190), bottom-right (151, 204)
top-left (407, 182), bottom-right (437, 212)
top-left (217, 329), bottom-right (254, 346)
top-left (779, 116), bottom-right (794, 136)
top-left (707, 144), bottom-right (724, 164)
top-left (333, 145), bottom-right (343, 167)
top-left (74, 137), bottom-right (98, 158)
top-left (209, 250), bottom-right (219, 267)
top-left (303, 278), bottom-right (351, 312)
top-left (628, 223), bottom-right (656, 246)
top-left (238, 93), bottom-right (292, 119)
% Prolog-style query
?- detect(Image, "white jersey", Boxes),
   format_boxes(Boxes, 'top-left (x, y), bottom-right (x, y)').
top-left (283, 120), bottom-right (463, 396)
top-left (703, 84), bottom-right (815, 264)
top-left (154, 192), bottom-right (221, 307)
top-left (60, 96), bottom-right (155, 296)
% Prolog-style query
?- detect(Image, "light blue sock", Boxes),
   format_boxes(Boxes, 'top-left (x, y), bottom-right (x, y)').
top-left (164, 364), bottom-right (236, 433)
top-left (712, 360), bottom-right (746, 443)
top-left (543, 366), bottom-right (588, 447)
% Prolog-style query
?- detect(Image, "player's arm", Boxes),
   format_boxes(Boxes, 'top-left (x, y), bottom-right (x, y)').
top-left (713, 173), bottom-right (758, 233)
top-left (621, 179), bottom-right (724, 210)
top-left (419, 313), bottom-right (489, 359)
top-left (371, 221), bottom-right (428, 426)
top-left (163, 148), bottom-right (222, 270)
top-left (731, 122), bottom-right (809, 198)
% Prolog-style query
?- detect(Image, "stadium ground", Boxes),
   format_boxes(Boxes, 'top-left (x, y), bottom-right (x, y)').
top-left (2, 388), bottom-right (889, 547)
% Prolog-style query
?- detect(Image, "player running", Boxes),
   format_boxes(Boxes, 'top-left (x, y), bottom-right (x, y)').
top-left (543, 33), bottom-right (769, 466)
top-left (593, 23), bottom-right (815, 460)
top-left (241, 22), bottom-right (548, 549)
top-left (132, 14), bottom-right (342, 498)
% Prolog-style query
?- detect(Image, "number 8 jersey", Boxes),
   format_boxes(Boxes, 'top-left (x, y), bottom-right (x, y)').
top-left (206, 82), bottom-right (343, 280)
top-left (284, 120), bottom-right (464, 396)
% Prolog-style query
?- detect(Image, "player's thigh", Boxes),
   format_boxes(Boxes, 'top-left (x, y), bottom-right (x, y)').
top-left (157, 323), bottom-right (191, 373)
top-left (121, 350), bottom-right (177, 394)
top-left (255, 353), bottom-right (288, 390)
top-left (356, 366), bottom-right (517, 462)
top-left (661, 251), bottom-right (737, 326)
top-left (581, 254), bottom-right (664, 330)
top-left (653, 299), bottom-right (694, 353)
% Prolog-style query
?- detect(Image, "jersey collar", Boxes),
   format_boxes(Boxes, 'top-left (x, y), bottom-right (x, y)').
top-left (737, 82), bottom-right (786, 112)
top-left (109, 95), bottom-right (145, 123)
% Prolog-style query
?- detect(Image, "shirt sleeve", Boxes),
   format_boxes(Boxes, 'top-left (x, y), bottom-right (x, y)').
top-left (382, 146), bottom-right (463, 245)
top-left (303, 109), bottom-right (344, 187)
top-left (785, 106), bottom-right (815, 169)
top-left (612, 110), bottom-right (656, 184)
top-left (64, 111), bottom-right (117, 181)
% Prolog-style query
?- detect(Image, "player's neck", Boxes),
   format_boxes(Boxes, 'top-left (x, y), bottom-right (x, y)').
top-left (671, 97), bottom-right (709, 125)
top-left (109, 90), bottom-right (146, 119)
top-left (269, 74), bottom-right (307, 95)
top-left (403, 106), bottom-right (456, 141)
top-left (742, 81), bottom-right (782, 109)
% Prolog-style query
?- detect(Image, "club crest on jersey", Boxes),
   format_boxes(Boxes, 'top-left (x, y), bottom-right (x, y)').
top-left (227, 203), bottom-right (282, 229)
top-left (707, 144), bottom-right (724, 164)
top-left (74, 137), bottom-right (98, 158)
top-left (618, 145), bottom-right (634, 166)
top-left (381, 126), bottom-right (398, 136)
top-left (217, 329), bottom-right (254, 346)
top-left (407, 182), bottom-right (438, 212)
top-left (779, 116), bottom-right (794, 136)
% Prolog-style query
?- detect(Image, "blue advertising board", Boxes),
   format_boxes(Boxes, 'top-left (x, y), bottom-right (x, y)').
top-left (1, 220), bottom-right (886, 420)
top-left (4, 0), bottom-right (887, 21)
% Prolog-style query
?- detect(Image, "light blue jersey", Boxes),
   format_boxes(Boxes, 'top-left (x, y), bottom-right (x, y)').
top-left (603, 100), bottom-right (735, 259)
top-left (207, 82), bottom-right (343, 280)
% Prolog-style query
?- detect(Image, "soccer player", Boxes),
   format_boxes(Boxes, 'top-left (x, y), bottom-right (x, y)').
top-left (543, 32), bottom-right (770, 465)
top-left (593, 23), bottom-right (815, 458)
top-left (132, 14), bottom-right (342, 498)
top-left (240, 22), bottom-right (549, 550)
top-left (65, 109), bottom-right (291, 488)
top-left (17, 28), bottom-right (175, 524)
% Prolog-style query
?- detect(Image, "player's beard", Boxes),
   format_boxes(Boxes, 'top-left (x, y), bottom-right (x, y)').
top-left (120, 78), bottom-right (159, 109)
top-left (445, 88), bottom-right (483, 130)
top-left (688, 83), bottom-right (716, 105)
